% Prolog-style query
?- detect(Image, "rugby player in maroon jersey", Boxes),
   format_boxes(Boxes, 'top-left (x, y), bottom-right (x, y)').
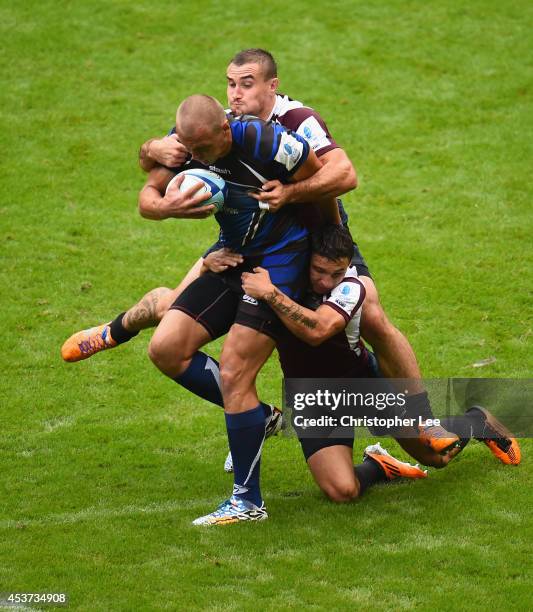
top-left (240, 224), bottom-right (521, 502)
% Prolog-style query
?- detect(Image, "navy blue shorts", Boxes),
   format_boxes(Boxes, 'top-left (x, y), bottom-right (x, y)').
top-left (172, 242), bottom-right (309, 340)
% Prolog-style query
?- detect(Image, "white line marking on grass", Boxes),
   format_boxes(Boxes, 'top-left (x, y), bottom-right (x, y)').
top-left (0, 492), bottom-right (306, 529)
top-left (0, 499), bottom-right (211, 529)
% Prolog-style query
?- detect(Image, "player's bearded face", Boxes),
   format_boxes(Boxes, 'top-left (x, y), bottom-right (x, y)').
top-left (226, 62), bottom-right (278, 120)
top-left (309, 255), bottom-right (350, 295)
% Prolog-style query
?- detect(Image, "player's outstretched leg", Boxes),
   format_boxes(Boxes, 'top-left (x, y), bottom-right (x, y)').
top-left (61, 287), bottom-right (175, 362)
top-left (359, 277), bottom-right (422, 382)
top-left (61, 257), bottom-right (207, 363)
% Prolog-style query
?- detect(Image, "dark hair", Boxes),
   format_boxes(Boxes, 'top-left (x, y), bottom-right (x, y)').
top-left (311, 225), bottom-right (354, 262)
top-left (230, 48), bottom-right (278, 79)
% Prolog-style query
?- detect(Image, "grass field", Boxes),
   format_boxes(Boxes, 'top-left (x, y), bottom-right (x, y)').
top-left (1, 1), bottom-right (532, 610)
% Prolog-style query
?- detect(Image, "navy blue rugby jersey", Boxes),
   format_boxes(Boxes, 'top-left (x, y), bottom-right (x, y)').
top-left (168, 114), bottom-right (310, 256)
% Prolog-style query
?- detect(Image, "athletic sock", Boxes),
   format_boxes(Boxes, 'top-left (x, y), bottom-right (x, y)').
top-left (173, 354), bottom-right (273, 417)
top-left (109, 312), bottom-right (139, 344)
top-left (440, 409), bottom-right (489, 449)
top-left (439, 416), bottom-right (473, 439)
top-left (465, 407), bottom-right (491, 438)
top-left (354, 458), bottom-right (388, 495)
top-left (405, 391), bottom-right (434, 422)
top-left (442, 408), bottom-right (487, 439)
top-left (225, 403), bottom-right (267, 507)
top-left (174, 352), bottom-right (223, 408)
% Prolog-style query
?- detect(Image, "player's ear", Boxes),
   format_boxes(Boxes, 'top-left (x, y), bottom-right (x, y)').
top-left (270, 77), bottom-right (279, 93)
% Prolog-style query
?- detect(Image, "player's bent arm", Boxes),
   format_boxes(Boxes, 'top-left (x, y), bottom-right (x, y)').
top-left (242, 267), bottom-right (345, 346)
top-left (139, 135), bottom-right (189, 173)
top-left (291, 150), bottom-right (341, 224)
top-left (265, 287), bottom-right (346, 346)
top-left (173, 249), bottom-right (243, 300)
top-left (287, 148), bottom-right (357, 203)
top-left (291, 147), bottom-right (323, 182)
top-left (138, 166), bottom-right (176, 220)
top-left (139, 138), bottom-right (159, 172)
top-left (254, 149), bottom-right (341, 223)
top-left (139, 168), bottom-right (214, 220)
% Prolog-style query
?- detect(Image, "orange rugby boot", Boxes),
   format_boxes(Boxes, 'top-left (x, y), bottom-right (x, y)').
top-left (61, 323), bottom-right (117, 362)
top-left (364, 443), bottom-right (428, 480)
top-left (418, 422), bottom-right (461, 454)
top-left (467, 406), bottom-right (521, 465)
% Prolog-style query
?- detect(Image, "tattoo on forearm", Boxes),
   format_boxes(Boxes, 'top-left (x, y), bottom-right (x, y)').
top-left (265, 290), bottom-right (317, 329)
top-left (123, 288), bottom-right (171, 331)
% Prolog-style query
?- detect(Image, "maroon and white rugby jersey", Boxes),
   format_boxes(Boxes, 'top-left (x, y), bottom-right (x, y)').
top-left (267, 94), bottom-right (339, 158)
top-left (266, 94), bottom-right (342, 229)
top-left (322, 265), bottom-right (365, 345)
top-left (277, 266), bottom-right (371, 378)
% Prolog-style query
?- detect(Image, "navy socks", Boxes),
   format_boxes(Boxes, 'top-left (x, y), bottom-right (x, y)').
top-left (225, 403), bottom-right (268, 507)
top-left (174, 352), bottom-right (224, 408)
top-left (175, 357), bottom-right (273, 508)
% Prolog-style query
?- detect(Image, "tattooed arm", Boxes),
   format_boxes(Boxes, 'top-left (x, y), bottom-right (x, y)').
top-left (241, 267), bottom-right (346, 346)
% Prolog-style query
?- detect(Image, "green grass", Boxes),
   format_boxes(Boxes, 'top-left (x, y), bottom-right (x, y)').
top-left (1, 0), bottom-right (532, 610)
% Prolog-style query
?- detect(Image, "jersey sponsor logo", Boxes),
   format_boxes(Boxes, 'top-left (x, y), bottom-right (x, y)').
top-left (274, 132), bottom-right (304, 170)
top-left (297, 116), bottom-right (331, 152)
top-left (335, 283), bottom-right (357, 300)
top-left (242, 294), bottom-right (259, 306)
top-left (208, 165), bottom-right (231, 175)
top-left (327, 279), bottom-right (363, 317)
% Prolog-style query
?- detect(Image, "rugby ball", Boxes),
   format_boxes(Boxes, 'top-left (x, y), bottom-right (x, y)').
top-left (166, 169), bottom-right (227, 212)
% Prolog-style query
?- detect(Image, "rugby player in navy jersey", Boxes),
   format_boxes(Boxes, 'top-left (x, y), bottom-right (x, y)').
top-left (62, 48), bottom-right (452, 454)
top-left (145, 93), bottom-right (340, 525)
